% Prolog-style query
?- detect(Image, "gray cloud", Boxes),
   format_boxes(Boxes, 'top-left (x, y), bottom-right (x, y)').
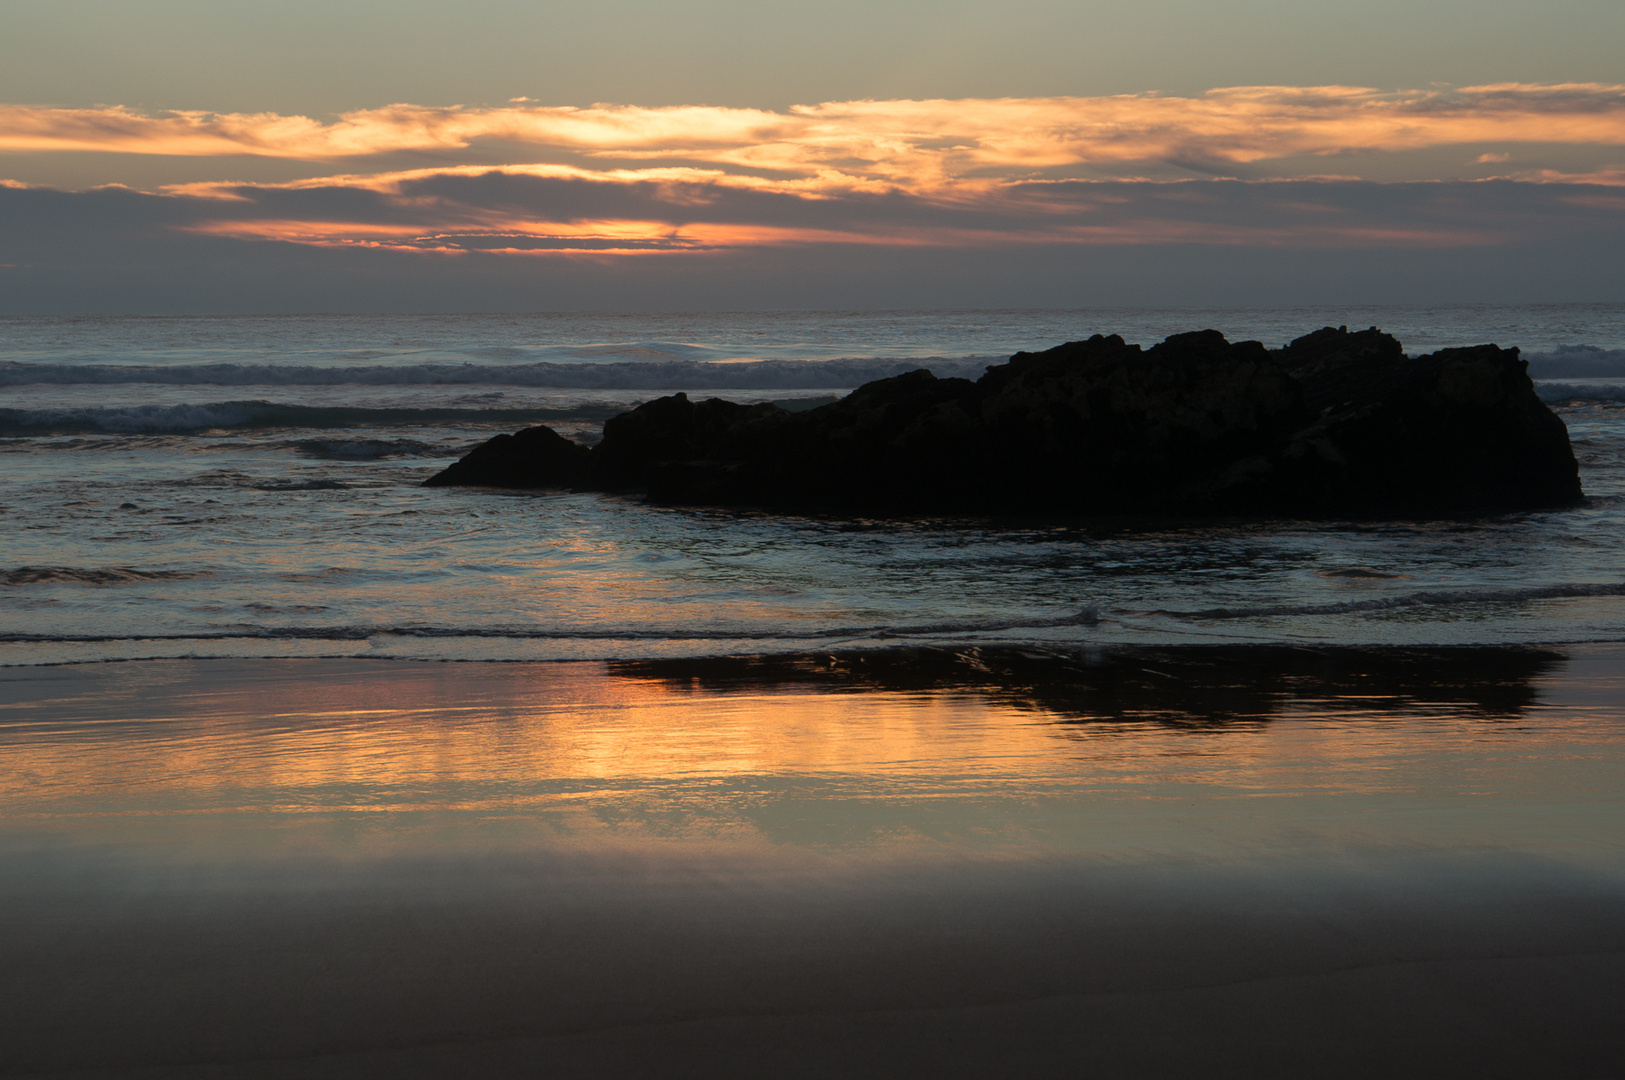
top-left (1, 176), bottom-right (1621, 312)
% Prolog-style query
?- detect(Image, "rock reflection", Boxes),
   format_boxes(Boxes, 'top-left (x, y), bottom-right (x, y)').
top-left (608, 645), bottom-right (1565, 727)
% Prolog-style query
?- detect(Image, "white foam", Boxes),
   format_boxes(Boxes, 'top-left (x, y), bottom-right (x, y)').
top-left (1154, 583), bottom-right (1625, 621)
top-left (1526, 346), bottom-right (1625, 379)
top-left (0, 357), bottom-right (999, 391)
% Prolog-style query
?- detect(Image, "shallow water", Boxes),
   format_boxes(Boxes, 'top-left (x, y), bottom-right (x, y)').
top-left (4, 306), bottom-right (1625, 665)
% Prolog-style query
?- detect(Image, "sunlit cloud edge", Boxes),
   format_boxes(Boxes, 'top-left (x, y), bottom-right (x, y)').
top-left (4, 84), bottom-right (1624, 197)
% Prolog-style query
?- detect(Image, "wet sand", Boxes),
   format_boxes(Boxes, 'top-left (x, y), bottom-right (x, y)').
top-left (2, 647), bottom-right (1623, 1077)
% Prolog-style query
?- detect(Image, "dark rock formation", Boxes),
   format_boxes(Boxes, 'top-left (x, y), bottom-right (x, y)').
top-left (1266, 328), bottom-right (1582, 514)
top-left (421, 423), bottom-right (588, 489)
top-left (423, 327), bottom-right (1583, 516)
top-left (586, 395), bottom-right (783, 492)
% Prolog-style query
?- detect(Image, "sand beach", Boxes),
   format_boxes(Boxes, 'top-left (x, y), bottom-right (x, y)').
top-left (2, 646), bottom-right (1622, 1077)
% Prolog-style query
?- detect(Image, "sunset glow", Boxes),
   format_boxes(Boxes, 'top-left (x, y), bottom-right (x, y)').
top-left (4, 84), bottom-right (1620, 263)
top-left (5, 1), bottom-right (1625, 1073)
top-left (176, 203), bottom-right (1503, 256)
top-left (4, 84), bottom-right (1623, 303)
top-left (4, 84), bottom-right (1624, 188)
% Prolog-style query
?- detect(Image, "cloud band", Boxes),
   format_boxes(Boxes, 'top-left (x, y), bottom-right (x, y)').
top-left (4, 84), bottom-right (1624, 193)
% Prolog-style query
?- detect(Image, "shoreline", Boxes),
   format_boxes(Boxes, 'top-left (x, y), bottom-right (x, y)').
top-left (10, 627), bottom-right (1625, 668)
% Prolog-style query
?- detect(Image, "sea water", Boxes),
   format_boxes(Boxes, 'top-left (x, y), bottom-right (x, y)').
top-left (4, 308), bottom-right (1625, 1075)
top-left (3, 304), bottom-right (1625, 667)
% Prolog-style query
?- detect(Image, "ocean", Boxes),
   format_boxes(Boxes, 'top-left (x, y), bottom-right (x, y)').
top-left (3, 304), bottom-right (1625, 666)
top-left (4, 306), bottom-right (1625, 1075)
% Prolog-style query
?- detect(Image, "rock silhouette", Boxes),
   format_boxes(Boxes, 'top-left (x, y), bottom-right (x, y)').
top-left (421, 423), bottom-right (588, 490)
top-left (423, 327), bottom-right (1583, 516)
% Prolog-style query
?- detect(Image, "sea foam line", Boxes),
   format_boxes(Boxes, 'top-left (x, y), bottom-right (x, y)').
top-left (1526, 345), bottom-right (1625, 379)
top-left (0, 402), bottom-right (622, 435)
top-left (1151, 582), bottom-right (1625, 621)
top-left (0, 609), bottom-right (1102, 645)
top-left (1536, 382), bottom-right (1625, 404)
top-left (6, 388), bottom-right (1618, 436)
top-left (0, 357), bottom-right (997, 389)
top-left (0, 567), bottom-right (210, 586)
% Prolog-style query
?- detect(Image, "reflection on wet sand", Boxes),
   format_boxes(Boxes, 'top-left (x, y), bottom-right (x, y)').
top-left (0, 645), bottom-right (1619, 864)
top-left (1, 649), bottom-right (1623, 1077)
top-left (610, 644), bottom-right (1565, 725)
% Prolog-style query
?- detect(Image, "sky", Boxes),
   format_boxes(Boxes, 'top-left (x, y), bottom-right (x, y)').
top-left (1, 0), bottom-right (1623, 312)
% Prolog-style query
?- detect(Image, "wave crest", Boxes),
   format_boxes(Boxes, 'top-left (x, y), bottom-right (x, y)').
top-left (1153, 582), bottom-right (1625, 620)
top-left (0, 566), bottom-right (209, 586)
top-left (1526, 345), bottom-right (1625, 380)
top-left (0, 402), bottom-right (620, 435)
top-left (0, 607), bottom-right (1102, 643)
top-left (1538, 383), bottom-right (1625, 404)
top-left (0, 357), bottom-right (998, 391)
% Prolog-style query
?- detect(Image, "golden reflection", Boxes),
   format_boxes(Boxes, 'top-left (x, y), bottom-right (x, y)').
top-left (0, 648), bottom-right (1619, 856)
top-left (1, 662), bottom-right (1059, 811)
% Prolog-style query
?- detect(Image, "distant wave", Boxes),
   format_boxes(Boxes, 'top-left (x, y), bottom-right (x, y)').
top-left (1538, 382), bottom-right (1625, 404)
top-left (0, 402), bottom-right (627, 435)
top-left (0, 608), bottom-right (1102, 644)
top-left (0, 566), bottom-right (209, 586)
top-left (13, 349), bottom-right (1622, 398)
top-left (1150, 582), bottom-right (1625, 621)
top-left (2, 584), bottom-right (1619, 643)
top-left (1525, 345), bottom-right (1625, 379)
top-left (250, 479), bottom-right (351, 491)
top-left (12, 388), bottom-right (1611, 433)
top-left (289, 437), bottom-right (454, 459)
top-left (0, 357), bottom-right (999, 390)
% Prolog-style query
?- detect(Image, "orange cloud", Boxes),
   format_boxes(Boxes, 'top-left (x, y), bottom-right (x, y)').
top-left (164, 162), bottom-right (887, 202)
top-left (11, 88), bottom-right (1615, 261)
top-left (1504, 166), bottom-right (1625, 186)
top-left (165, 167), bottom-right (1512, 256)
top-left (4, 84), bottom-right (1625, 194)
top-left (182, 215), bottom-right (998, 253)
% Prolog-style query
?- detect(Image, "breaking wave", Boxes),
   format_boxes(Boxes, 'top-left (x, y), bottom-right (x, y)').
top-left (289, 437), bottom-right (453, 459)
top-left (1525, 346), bottom-right (1625, 379)
top-left (0, 356), bottom-right (998, 391)
top-left (1538, 382), bottom-right (1625, 404)
top-left (1, 567), bottom-right (209, 586)
top-left (0, 607), bottom-right (1102, 644)
top-left (1152, 582), bottom-right (1625, 621)
top-left (17, 352), bottom-right (1625, 410)
top-left (1528, 346), bottom-right (1625, 403)
top-left (0, 402), bottom-right (624, 435)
